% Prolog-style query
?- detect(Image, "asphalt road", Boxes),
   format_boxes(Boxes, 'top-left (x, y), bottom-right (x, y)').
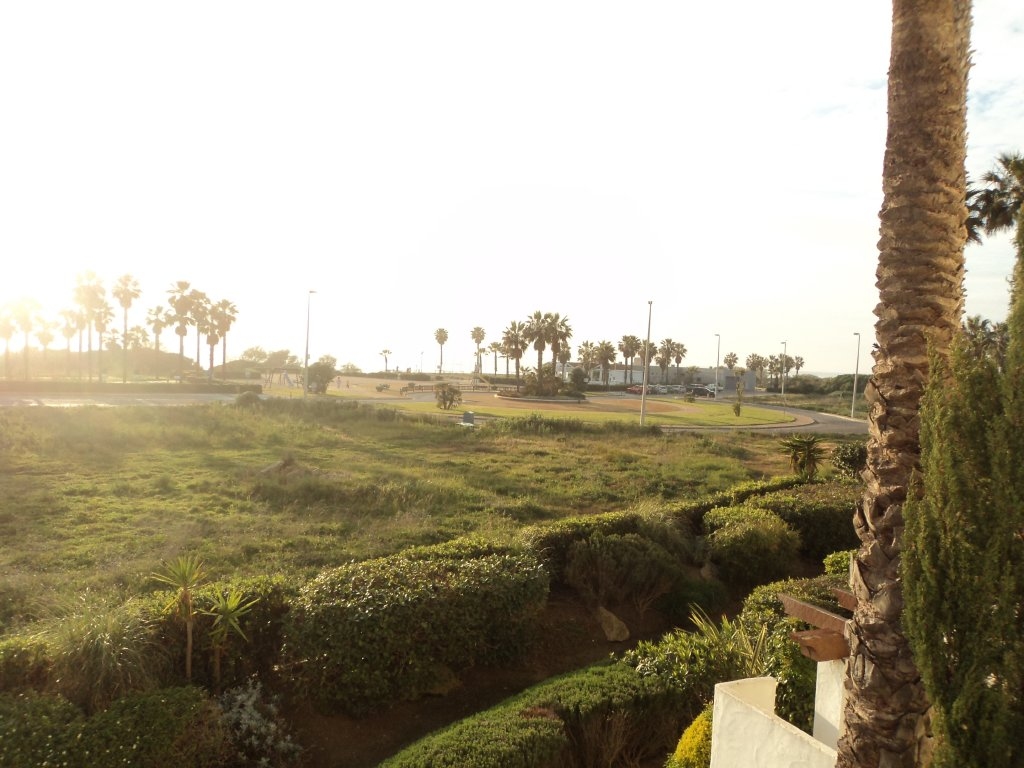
top-left (0, 392), bottom-right (868, 435)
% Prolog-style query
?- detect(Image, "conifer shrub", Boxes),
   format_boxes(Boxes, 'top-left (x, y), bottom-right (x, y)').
top-left (667, 704), bottom-right (713, 768)
top-left (287, 549), bottom-right (549, 714)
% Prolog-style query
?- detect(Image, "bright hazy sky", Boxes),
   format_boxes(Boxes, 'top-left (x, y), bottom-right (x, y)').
top-left (2, 2), bottom-right (1022, 376)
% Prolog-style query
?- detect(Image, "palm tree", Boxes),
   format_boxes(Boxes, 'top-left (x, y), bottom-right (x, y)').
top-left (556, 346), bottom-right (572, 380)
top-left (501, 321), bottom-right (527, 391)
top-left (380, 349), bottom-right (392, 374)
top-left (524, 310), bottom-right (548, 374)
top-left (210, 299), bottom-right (237, 378)
top-left (672, 341), bottom-right (687, 375)
top-left (723, 352), bottom-right (738, 371)
top-left (546, 313), bottom-right (572, 380)
top-left (973, 151), bottom-right (1024, 264)
top-left (657, 338), bottom-right (676, 383)
top-left (836, 3), bottom-right (971, 766)
top-left (487, 341), bottom-right (502, 376)
top-left (188, 290), bottom-right (209, 369)
top-left (577, 341), bottom-right (598, 381)
top-left (167, 282), bottom-right (193, 380)
top-left (146, 306), bottom-right (170, 379)
top-left (60, 309), bottom-right (80, 378)
top-left (36, 320), bottom-right (56, 375)
top-left (637, 339), bottom-right (657, 384)
top-left (93, 300), bottom-right (113, 383)
top-left (0, 310), bottom-right (13, 379)
top-left (12, 299), bottom-right (39, 380)
top-left (434, 328), bottom-right (448, 373)
top-left (471, 327), bottom-right (486, 374)
top-left (74, 272), bottom-right (105, 382)
top-left (112, 274), bottom-right (140, 384)
top-left (745, 353), bottom-right (766, 387)
top-left (618, 335), bottom-right (641, 383)
top-left (596, 340), bottom-right (617, 388)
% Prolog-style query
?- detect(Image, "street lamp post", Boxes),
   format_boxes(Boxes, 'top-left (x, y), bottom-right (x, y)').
top-left (851, 332), bottom-right (861, 418)
top-left (640, 300), bottom-right (652, 426)
top-left (303, 290), bottom-right (316, 399)
top-left (714, 333), bottom-right (720, 398)
top-left (780, 340), bottom-right (787, 398)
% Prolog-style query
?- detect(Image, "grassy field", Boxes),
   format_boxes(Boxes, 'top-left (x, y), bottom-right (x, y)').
top-left (0, 397), bottom-right (832, 635)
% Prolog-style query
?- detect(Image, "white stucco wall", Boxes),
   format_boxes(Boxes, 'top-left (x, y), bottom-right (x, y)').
top-left (710, 677), bottom-right (837, 768)
top-left (813, 660), bottom-right (846, 749)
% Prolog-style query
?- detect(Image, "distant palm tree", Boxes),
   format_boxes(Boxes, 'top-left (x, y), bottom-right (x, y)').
top-left (546, 313), bottom-right (572, 379)
top-left (188, 290), bottom-right (210, 368)
top-left (501, 321), bottom-right (527, 391)
top-left (93, 300), bottom-right (114, 383)
top-left (618, 335), bottom-right (641, 383)
top-left (112, 274), bottom-right (140, 383)
top-left (672, 341), bottom-right (687, 374)
top-left (12, 298), bottom-right (39, 380)
top-left (973, 152), bottom-right (1024, 264)
top-left (471, 327), bottom-right (486, 374)
top-left (487, 341), bottom-right (502, 376)
top-left (596, 340), bottom-right (617, 388)
top-left (434, 328), bottom-right (448, 373)
top-left (210, 299), bottom-right (237, 378)
top-left (74, 272), bottom-right (105, 382)
top-left (0, 311), bottom-right (14, 379)
top-left (556, 346), bottom-right (572, 380)
top-left (60, 309), bottom-right (81, 378)
top-left (657, 338), bottom-right (676, 383)
top-left (637, 339), bottom-right (657, 384)
top-left (524, 310), bottom-right (548, 373)
top-left (36, 320), bottom-right (56, 374)
top-left (167, 282), bottom-right (194, 379)
top-left (723, 352), bottom-right (738, 371)
top-left (380, 349), bottom-right (392, 374)
top-left (577, 341), bottom-right (598, 381)
top-left (793, 356), bottom-right (805, 377)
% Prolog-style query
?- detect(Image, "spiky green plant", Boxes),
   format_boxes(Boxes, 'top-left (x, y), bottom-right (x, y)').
top-left (778, 434), bottom-right (825, 480)
top-left (152, 554), bottom-right (206, 681)
top-left (202, 588), bottom-right (258, 691)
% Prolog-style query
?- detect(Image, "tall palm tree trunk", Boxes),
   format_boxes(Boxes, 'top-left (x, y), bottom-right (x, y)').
top-left (837, 2), bottom-right (971, 767)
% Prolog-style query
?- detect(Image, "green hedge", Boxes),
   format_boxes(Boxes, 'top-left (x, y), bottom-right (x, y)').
top-left (748, 484), bottom-right (860, 560)
top-left (287, 549), bottom-right (549, 714)
top-left (380, 662), bottom-right (692, 768)
top-left (706, 510), bottom-right (801, 592)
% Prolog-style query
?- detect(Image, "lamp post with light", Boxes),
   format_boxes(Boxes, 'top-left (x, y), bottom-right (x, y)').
top-left (640, 300), bottom-right (652, 426)
top-left (851, 332), bottom-right (861, 418)
top-left (780, 340), bottom-right (787, 398)
top-left (714, 333), bottom-right (720, 398)
top-left (303, 290), bottom-right (316, 398)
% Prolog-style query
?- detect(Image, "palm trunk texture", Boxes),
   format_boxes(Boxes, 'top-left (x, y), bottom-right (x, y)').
top-left (836, 2), bottom-right (971, 767)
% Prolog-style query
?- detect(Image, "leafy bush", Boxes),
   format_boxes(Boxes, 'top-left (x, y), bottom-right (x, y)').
top-left (0, 691), bottom-right (82, 767)
top-left (823, 549), bottom-right (855, 577)
top-left (830, 441), bottom-right (867, 480)
top-left (380, 662), bottom-right (691, 768)
top-left (73, 686), bottom-right (232, 768)
top-left (0, 635), bottom-right (50, 692)
top-left (565, 533), bottom-right (692, 615)
top-left (706, 511), bottom-right (800, 592)
top-left (668, 704), bottom-right (713, 768)
top-left (287, 550), bottom-right (549, 713)
top-left (752, 484), bottom-right (860, 561)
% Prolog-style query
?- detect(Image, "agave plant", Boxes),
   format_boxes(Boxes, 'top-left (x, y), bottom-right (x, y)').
top-left (779, 434), bottom-right (826, 481)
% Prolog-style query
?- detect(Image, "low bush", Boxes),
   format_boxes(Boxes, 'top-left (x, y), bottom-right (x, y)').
top-left (0, 635), bottom-right (50, 692)
top-left (380, 662), bottom-right (691, 768)
top-left (823, 549), bottom-right (855, 577)
top-left (752, 484), bottom-right (860, 561)
top-left (668, 703), bottom-right (713, 768)
top-left (706, 512), bottom-right (800, 592)
top-left (287, 549), bottom-right (549, 714)
top-left (0, 690), bottom-right (83, 767)
top-left (830, 441), bottom-right (867, 480)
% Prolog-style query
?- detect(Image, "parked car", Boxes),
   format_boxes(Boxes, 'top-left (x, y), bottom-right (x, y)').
top-left (689, 386), bottom-right (716, 398)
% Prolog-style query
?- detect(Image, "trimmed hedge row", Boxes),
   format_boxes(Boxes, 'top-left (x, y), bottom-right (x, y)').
top-left (380, 661), bottom-right (694, 768)
top-left (704, 506), bottom-right (801, 592)
top-left (287, 548), bottom-right (550, 714)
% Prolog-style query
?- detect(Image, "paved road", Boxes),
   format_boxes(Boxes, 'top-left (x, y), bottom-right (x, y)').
top-left (0, 392), bottom-right (868, 435)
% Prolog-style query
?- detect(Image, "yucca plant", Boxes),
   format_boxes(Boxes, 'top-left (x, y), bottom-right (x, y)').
top-left (203, 588), bottom-right (258, 691)
top-left (778, 434), bottom-right (826, 481)
top-left (152, 554), bottom-right (206, 682)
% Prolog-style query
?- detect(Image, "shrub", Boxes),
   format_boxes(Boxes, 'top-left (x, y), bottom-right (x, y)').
top-left (752, 484), bottom-right (860, 561)
top-left (73, 686), bottom-right (232, 768)
top-left (823, 549), bottom-right (855, 577)
top-left (287, 550), bottom-right (549, 713)
top-left (668, 704), bottom-right (713, 768)
top-left (0, 635), bottom-right (50, 692)
top-left (0, 691), bottom-right (83, 767)
top-left (220, 679), bottom-right (302, 767)
top-left (706, 512), bottom-right (800, 592)
top-left (830, 441), bottom-right (867, 480)
top-left (380, 662), bottom-right (691, 768)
